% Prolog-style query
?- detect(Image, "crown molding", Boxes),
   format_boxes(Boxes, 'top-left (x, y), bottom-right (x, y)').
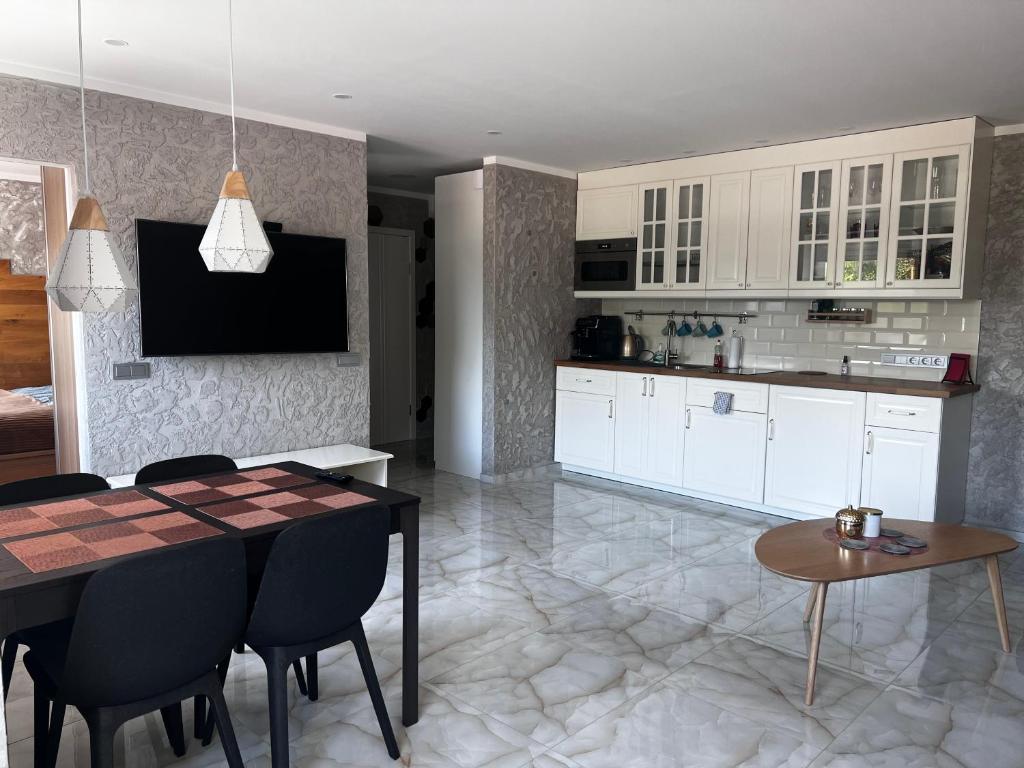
top-left (994, 123), bottom-right (1024, 136)
top-left (0, 157), bottom-right (42, 182)
top-left (0, 61), bottom-right (367, 142)
top-left (482, 155), bottom-right (577, 180)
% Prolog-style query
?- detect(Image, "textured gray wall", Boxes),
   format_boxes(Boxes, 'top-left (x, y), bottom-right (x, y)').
top-left (0, 179), bottom-right (46, 275)
top-left (481, 164), bottom-right (580, 476)
top-left (367, 191), bottom-right (435, 439)
top-left (0, 74), bottom-right (369, 476)
top-left (966, 134), bottom-right (1024, 535)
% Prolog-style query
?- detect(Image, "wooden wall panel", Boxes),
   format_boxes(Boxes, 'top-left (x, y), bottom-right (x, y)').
top-left (0, 259), bottom-right (51, 390)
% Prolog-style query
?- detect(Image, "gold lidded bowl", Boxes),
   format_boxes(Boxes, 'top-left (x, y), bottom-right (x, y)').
top-left (835, 505), bottom-right (866, 539)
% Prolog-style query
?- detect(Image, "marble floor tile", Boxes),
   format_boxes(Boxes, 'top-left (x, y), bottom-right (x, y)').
top-left (667, 636), bottom-right (884, 749)
top-left (807, 684), bottom-right (1024, 768)
top-left (536, 533), bottom-right (687, 594)
top-left (554, 682), bottom-right (821, 768)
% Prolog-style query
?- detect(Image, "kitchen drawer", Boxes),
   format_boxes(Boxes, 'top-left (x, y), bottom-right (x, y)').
top-left (556, 366), bottom-right (617, 396)
top-left (865, 393), bottom-right (942, 433)
top-left (685, 377), bottom-right (769, 413)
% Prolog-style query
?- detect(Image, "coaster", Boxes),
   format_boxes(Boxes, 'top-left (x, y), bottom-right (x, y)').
top-left (897, 536), bottom-right (926, 548)
top-left (839, 538), bottom-right (869, 550)
top-left (879, 542), bottom-right (910, 555)
top-left (880, 528), bottom-right (904, 538)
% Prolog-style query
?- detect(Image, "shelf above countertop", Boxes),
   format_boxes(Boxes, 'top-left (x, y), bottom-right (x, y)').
top-left (554, 359), bottom-right (979, 399)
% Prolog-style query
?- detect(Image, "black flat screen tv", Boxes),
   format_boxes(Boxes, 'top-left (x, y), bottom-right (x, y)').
top-left (136, 219), bottom-right (348, 357)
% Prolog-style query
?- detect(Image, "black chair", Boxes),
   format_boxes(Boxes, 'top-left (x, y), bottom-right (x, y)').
top-left (0, 473), bottom-right (111, 700)
top-left (25, 537), bottom-right (248, 768)
top-left (134, 454), bottom-right (238, 485)
top-left (236, 504), bottom-right (400, 766)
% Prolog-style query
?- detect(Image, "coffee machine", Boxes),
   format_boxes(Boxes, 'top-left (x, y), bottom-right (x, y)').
top-left (570, 315), bottom-right (622, 361)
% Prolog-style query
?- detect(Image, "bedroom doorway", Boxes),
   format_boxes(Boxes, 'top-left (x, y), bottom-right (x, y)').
top-left (0, 158), bottom-right (79, 482)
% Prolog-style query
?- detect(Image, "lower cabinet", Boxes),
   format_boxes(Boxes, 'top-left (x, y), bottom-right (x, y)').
top-left (612, 372), bottom-right (686, 486)
top-left (682, 406), bottom-right (767, 504)
top-left (861, 426), bottom-right (939, 520)
top-left (554, 390), bottom-right (615, 472)
top-left (764, 386), bottom-right (866, 516)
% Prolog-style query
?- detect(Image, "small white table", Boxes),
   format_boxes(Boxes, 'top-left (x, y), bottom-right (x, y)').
top-left (107, 444), bottom-right (393, 488)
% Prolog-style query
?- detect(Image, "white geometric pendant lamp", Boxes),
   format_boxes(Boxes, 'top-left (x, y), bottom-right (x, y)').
top-left (45, 0), bottom-right (136, 312)
top-left (199, 0), bottom-right (273, 273)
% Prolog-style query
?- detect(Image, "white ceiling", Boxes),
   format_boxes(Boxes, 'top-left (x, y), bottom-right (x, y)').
top-left (2, 0), bottom-right (1023, 193)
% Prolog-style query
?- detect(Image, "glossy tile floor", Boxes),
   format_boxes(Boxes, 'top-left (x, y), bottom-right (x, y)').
top-left (5, 447), bottom-right (1024, 767)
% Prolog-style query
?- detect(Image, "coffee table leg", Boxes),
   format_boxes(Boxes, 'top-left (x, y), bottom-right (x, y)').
top-left (802, 583), bottom-right (819, 623)
top-left (805, 581), bottom-right (828, 706)
top-left (985, 555), bottom-right (1012, 653)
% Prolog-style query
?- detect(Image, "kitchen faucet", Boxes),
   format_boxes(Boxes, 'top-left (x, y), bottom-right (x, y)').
top-left (665, 319), bottom-right (678, 366)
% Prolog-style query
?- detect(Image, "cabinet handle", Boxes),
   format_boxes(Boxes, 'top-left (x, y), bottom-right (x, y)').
top-left (608, 399), bottom-right (614, 419)
top-left (577, 377), bottom-right (593, 384)
top-left (866, 430), bottom-right (873, 454)
top-left (738, 282), bottom-right (743, 287)
top-left (642, 377), bottom-right (648, 397)
top-left (685, 408), bottom-right (691, 429)
top-left (887, 409), bottom-right (917, 416)
top-left (650, 377), bottom-right (656, 397)
top-left (768, 418), bottom-right (775, 441)
top-left (886, 281), bottom-right (894, 286)
top-left (746, 283), bottom-right (751, 288)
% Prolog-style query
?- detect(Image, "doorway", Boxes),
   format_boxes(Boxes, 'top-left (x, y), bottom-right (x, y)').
top-left (368, 227), bottom-right (416, 446)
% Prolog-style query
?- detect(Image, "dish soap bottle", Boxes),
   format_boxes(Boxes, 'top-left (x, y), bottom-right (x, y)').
top-left (841, 355), bottom-right (850, 376)
top-left (713, 339), bottom-right (724, 370)
top-left (726, 329), bottom-right (743, 369)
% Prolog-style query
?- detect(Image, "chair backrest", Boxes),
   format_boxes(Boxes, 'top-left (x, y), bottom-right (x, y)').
top-left (60, 536), bottom-right (246, 708)
top-left (246, 503), bottom-right (390, 648)
top-left (135, 454), bottom-right (237, 484)
top-left (0, 473), bottom-right (109, 506)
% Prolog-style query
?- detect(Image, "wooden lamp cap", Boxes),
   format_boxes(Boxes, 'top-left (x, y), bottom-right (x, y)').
top-left (219, 170), bottom-right (252, 200)
top-left (68, 195), bottom-right (109, 231)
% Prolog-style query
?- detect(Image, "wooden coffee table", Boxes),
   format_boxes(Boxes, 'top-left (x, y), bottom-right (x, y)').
top-left (755, 518), bottom-right (1018, 705)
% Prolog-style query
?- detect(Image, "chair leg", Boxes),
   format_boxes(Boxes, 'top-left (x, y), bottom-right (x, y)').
top-left (84, 710), bottom-right (116, 768)
top-left (193, 695), bottom-right (206, 739)
top-left (291, 659), bottom-right (308, 697)
top-left (234, 642), bottom-right (245, 654)
top-left (205, 682), bottom-right (244, 768)
top-left (305, 654), bottom-right (318, 702)
top-left (159, 702), bottom-right (187, 757)
top-left (201, 655), bottom-right (234, 746)
top-left (352, 623), bottom-right (400, 760)
top-left (267, 659), bottom-right (291, 768)
top-left (2, 639), bottom-right (18, 702)
top-left (33, 684), bottom-right (48, 768)
top-left (45, 700), bottom-right (66, 768)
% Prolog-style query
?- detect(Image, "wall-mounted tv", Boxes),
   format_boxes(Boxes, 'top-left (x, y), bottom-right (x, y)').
top-left (136, 219), bottom-right (348, 357)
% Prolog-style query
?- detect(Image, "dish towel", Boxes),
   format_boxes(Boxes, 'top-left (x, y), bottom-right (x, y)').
top-left (712, 391), bottom-right (733, 415)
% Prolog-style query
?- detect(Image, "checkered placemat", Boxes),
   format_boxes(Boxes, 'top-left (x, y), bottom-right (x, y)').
top-left (3, 512), bottom-right (222, 574)
top-left (151, 467), bottom-right (313, 505)
top-left (195, 483), bottom-right (376, 530)
top-left (0, 490), bottom-right (171, 541)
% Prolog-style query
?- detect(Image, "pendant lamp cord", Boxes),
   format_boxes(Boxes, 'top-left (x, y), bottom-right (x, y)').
top-left (77, 0), bottom-right (90, 194)
top-left (228, 0), bottom-right (238, 171)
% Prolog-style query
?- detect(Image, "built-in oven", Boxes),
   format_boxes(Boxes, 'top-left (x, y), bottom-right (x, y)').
top-left (574, 238), bottom-right (636, 291)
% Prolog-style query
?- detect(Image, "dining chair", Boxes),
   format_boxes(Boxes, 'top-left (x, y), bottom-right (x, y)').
top-left (214, 504), bottom-right (400, 766)
top-left (0, 473), bottom-right (111, 701)
top-left (24, 536), bottom-right (248, 768)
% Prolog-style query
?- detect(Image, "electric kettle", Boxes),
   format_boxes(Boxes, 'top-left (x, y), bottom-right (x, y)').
top-left (620, 325), bottom-right (642, 359)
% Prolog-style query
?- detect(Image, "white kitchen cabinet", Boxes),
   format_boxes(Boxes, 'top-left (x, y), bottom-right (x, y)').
top-left (554, 390), bottom-right (616, 472)
top-left (789, 162), bottom-right (841, 292)
top-left (682, 405), bottom-right (767, 503)
top-left (764, 386), bottom-right (866, 516)
top-left (576, 186), bottom-right (638, 240)
top-left (668, 177), bottom-right (710, 291)
top-left (636, 183), bottom-right (673, 290)
top-left (745, 166), bottom-right (794, 291)
top-left (885, 145), bottom-right (970, 290)
top-left (861, 426), bottom-right (939, 521)
top-left (613, 373), bottom-right (685, 485)
top-left (706, 172), bottom-right (751, 291)
top-left (837, 155), bottom-right (891, 290)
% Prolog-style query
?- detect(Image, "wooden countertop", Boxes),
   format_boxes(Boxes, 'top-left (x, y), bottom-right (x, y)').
top-left (555, 359), bottom-right (979, 398)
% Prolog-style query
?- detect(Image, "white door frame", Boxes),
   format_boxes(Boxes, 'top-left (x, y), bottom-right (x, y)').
top-left (368, 226), bottom-right (416, 445)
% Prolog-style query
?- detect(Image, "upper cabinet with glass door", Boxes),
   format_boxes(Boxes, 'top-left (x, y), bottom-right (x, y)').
top-left (669, 177), bottom-right (709, 292)
top-left (836, 156), bottom-right (892, 290)
top-left (636, 182), bottom-right (671, 290)
top-left (790, 162), bottom-right (841, 292)
top-left (886, 146), bottom-right (970, 290)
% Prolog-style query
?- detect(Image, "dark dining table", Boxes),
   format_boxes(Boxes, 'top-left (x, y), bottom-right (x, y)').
top-left (0, 460), bottom-right (422, 753)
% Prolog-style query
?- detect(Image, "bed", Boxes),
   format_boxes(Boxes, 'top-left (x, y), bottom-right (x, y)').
top-left (0, 385), bottom-right (56, 483)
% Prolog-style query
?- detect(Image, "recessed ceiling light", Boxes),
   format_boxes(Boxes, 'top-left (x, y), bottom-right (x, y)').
top-left (332, 93), bottom-right (353, 100)
top-left (103, 38), bottom-right (128, 47)
top-left (754, 139), bottom-right (770, 144)
top-left (486, 129), bottom-right (502, 135)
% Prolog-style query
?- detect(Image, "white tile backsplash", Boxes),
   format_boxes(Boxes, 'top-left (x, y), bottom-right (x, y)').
top-left (603, 297), bottom-right (981, 380)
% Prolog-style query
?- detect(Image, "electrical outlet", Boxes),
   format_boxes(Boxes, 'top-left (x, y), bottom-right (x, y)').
top-left (112, 362), bottom-right (151, 380)
top-left (881, 353), bottom-right (948, 369)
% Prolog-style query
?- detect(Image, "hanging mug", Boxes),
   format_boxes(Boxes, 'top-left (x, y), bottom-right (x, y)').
top-left (676, 320), bottom-right (693, 337)
top-left (706, 321), bottom-right (724, 338)
top-left (691, 320), bottom-right (708, 337)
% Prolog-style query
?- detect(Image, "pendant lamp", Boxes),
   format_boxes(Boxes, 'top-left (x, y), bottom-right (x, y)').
top-left (199, 0), bottom-right (273, 273)
top-left (45, 0), bottom-right (136, 312)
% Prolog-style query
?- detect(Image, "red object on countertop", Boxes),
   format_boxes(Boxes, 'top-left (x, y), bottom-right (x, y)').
top-left (942, 353), bottom-right (973, 384)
